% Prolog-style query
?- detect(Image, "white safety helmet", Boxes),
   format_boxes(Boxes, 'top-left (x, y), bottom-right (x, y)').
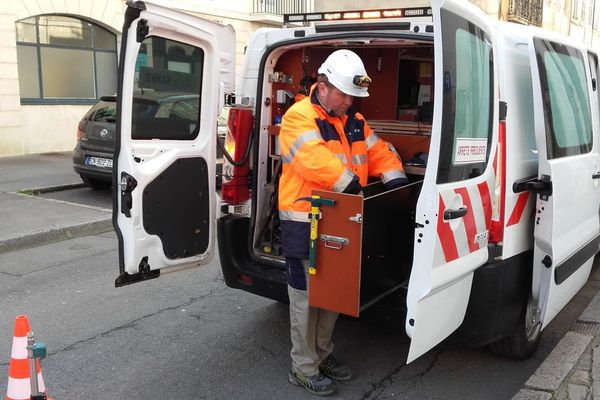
top-left (318, 49), bottom-right (371, 98)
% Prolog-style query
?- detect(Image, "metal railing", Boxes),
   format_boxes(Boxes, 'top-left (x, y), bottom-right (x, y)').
top-left (507, 0), bottom-right (543, 26)
top-left (253, 0), bottom-right (312, 15)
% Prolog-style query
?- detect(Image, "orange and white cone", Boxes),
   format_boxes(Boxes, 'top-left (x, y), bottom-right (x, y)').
top-left (4, 315), bottom-right (50, 400)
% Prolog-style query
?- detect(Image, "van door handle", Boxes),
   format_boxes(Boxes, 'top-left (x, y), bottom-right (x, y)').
top-left (444, 206), bottom-right (468, 220)
top-left (593, 173), bottom-right (600, 179)
top-left (513, 174), bottom-right (552, 200)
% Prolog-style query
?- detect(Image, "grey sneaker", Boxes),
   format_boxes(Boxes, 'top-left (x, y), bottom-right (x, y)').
top-left (288, 368), bottom-right (335, 396)
top-left (319, 355), bottom-right (353, 381)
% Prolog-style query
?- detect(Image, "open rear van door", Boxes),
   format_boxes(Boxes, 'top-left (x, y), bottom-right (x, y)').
top-left (405, 0), bottom-right (498, 362)
top-left (113, 1), bottom-right (235, 286)
top-left (528, 37), bottom-right (600, 328)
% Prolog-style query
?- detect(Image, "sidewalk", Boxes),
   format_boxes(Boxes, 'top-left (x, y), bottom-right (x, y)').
top-left (0, 152), bottom-right (112, 254)
top-left (513, 264), bottom-right (600, 400)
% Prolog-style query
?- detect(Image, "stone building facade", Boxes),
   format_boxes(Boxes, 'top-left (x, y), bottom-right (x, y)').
top-left (1, 0), bottom-right (599, 157)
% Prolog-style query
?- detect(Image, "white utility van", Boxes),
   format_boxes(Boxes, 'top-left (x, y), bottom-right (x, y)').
top-left (113, 0), bottom-right (600, 362)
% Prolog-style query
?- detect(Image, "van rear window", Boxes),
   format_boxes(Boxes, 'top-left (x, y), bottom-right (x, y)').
top-left (130, 36), bottom-right (204, 140)
top-left (436, 9), bottom-right (493, 184)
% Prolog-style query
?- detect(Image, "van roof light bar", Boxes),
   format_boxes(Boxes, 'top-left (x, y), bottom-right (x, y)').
top-left (283, 7), bottom-right (432, 26)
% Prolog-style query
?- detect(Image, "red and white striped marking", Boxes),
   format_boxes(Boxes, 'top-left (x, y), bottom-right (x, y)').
top-left (435, 178), bottom-right (494, 265)
top-left (506, 192), bottom-right (531, 227)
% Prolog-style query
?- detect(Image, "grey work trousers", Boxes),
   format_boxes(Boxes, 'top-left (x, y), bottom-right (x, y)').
top-left (288, 260), bottom-right (339, 376)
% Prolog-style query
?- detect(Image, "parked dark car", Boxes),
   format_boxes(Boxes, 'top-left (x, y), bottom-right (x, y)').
top-left (73, 93), bottom-right (225, 190)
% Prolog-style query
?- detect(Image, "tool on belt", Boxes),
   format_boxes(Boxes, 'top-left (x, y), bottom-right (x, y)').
top-left (294, 195), bottom-right (335, 275)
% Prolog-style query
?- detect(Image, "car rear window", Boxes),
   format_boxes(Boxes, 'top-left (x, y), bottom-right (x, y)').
top-left (132, 101), bottom-right (160, 118)
top-left (90, 101), bottom-right (117, 122)
top-left (87, 99), bottom-right (165, 123)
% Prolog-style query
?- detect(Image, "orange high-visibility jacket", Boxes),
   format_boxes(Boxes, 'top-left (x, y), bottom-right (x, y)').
top-left (278, 88), bottom-right (406, 224)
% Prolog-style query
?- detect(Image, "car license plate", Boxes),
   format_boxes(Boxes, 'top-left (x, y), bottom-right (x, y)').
top-left (86, 156), bottom-right (113, 168)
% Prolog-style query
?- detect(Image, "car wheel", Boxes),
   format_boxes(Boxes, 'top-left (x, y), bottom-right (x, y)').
top-left (81, 175), bottom-right (112, 190)
top-left (488, 295), bottom-right (542, 360)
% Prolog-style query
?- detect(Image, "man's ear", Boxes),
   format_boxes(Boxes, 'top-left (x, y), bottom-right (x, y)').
top-left (317, 82), bottom-right (326, 94)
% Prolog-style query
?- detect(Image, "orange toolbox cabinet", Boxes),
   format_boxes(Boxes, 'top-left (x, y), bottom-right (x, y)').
top-left (309, 181), bottom-right (422, 317)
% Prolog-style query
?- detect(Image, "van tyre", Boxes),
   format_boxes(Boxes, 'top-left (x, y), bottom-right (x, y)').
top-left (81, 175), bottom-right (111, 190)
top-left (489, 296), bottom-right (542, 360)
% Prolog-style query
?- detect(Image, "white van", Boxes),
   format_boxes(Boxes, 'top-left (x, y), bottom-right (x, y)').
top-left (113, 0), bottom-right (600, 363)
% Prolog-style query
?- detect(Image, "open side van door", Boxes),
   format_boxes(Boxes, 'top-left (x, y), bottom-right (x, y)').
top-left (405, 0), bottom-right (498, 362)
top-left (528, 37), bottom-right (600, 328)
top-left (113, 1), bottom-right (235, 286)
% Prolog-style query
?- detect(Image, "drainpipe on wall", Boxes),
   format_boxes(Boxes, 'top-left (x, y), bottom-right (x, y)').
top-left (591, 0), bottom-right (596, 48)
top-left (566, 0), bottom-right (572, 37)
top-left (499, 0), bottom-right (509, 21)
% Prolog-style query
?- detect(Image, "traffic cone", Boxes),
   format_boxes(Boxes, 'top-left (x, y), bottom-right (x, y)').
top-left (4, 315), bottom-right (50, 400)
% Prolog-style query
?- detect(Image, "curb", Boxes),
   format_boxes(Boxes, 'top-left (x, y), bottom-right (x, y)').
top-left (16, 182), bottom-right (85, 195)
top-left (0, 217), bottom-right (113, 254)
top-left (523, 331), bottom-right (592, 391)
top-left (512, 334), bottom-right (593, 400)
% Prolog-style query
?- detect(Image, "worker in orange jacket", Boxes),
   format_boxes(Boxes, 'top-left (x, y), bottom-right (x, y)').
top-left (279, 49), bottom-right (407, 396)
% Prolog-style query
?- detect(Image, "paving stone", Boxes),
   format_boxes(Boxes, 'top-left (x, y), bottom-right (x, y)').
top-left (526, 332), bottom-right (593, 391)
top-left (572, 369), bottom-right (593, 386)
top-left (569, 384), bottom-right (590, 400)
top-left (581, 295), bottom-right (600, 324)
top-left (555, 387), bottom-right (569, 400)
top-left (579, 351), bottom-right (594, 371)
top-left (592, 346), bottom-right (600, 398)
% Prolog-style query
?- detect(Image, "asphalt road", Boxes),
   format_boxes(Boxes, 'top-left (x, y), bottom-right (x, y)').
top-left (2, 183), bottom-right (600, 399)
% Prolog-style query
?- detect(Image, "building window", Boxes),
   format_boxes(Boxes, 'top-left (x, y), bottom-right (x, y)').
top-left (508, 0), bottom-right (543, 27)
top-left (15, 15), bottom-right (117, 104)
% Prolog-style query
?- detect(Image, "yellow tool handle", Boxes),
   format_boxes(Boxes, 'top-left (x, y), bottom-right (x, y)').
top-left (310, 205), bottom-right (319, 240)
top-left (308, 196), bottom-right (321, 275)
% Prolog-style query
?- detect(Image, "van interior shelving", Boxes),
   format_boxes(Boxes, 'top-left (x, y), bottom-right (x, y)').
top-left (251, 39), bottom-right (435, 267)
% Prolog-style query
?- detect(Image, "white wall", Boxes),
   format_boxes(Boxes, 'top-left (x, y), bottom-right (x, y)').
top-left (20, 105), bottom-right (92, 154)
